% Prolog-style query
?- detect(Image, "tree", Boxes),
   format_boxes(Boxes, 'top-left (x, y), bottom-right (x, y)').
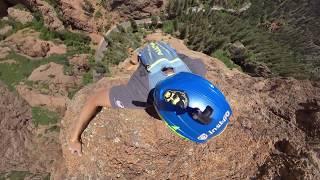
top-left (151, 16), bottom-right (159, 28)
top-left (82, 0), bottom-right (95, 16)
top-left (130, 19), bottom-right (138, 33)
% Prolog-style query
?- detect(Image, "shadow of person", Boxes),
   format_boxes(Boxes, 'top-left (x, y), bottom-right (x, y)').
top-left (132, 89), bottom-right (162, 121)
top-left (145, 106), bottom-right (161, 120)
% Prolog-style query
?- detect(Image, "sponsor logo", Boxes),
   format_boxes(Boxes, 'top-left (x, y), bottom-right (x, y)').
top-left (150, 42), bottom-right (164, 56)
top-left (197, 133), bottom-right (208, 141)
top-left (115, 100), bottom-right (124, 108)
top-left (208, 110), bottom-right (230, 135)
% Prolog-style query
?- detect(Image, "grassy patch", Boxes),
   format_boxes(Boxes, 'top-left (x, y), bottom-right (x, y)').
top-left (0, 171), bottom-right (50, 180)
top-left (0, 52), bottom-right (69, 90)
top-left (46, 125), bottom-right (60, 133)
top-left (0, 171), bottom-right (30, 180)
top-left (212, 50), bottom-right (238, 69)
top-left (103, 27), bottom-right (145, 66)
top-left (82, 71), bottom-right (93, 86)
top-left (32, 106), bottom-right (60, 127)
top-left (162, 20), bottom-right (174, 34)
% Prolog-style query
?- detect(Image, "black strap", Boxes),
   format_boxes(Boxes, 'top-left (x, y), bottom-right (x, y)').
top-left (192, 106), bottom-right (213, 125)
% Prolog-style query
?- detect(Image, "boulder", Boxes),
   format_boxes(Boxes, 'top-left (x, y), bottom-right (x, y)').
top-left (16, 36), bottom-right (51, 57)
top-left (3, 29), bottom-right (67, 58)
top-left (0, 82), bottom-right (62, 175)
top-left (7, 7), bottom-right (34, 24)
top-left (0, 25), bottom-right (12, 36)
top-left (0, 46), bottom-right (11, 59)
top-left (109, 0), bottom-right (164, 19)
top-left (16, 84), bottom-right (68, 113)
top-left (28, 62), bottom-right (78, 86)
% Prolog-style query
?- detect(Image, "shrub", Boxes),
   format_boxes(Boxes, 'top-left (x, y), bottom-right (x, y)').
top-left (82, 0), bottom-right (95, 16)
top-left (94, 10), bottom-right (103, 19)
top-left (32, 106), bottom-right (60, 127)
top-left (82, 71), bottom-right (93, 85)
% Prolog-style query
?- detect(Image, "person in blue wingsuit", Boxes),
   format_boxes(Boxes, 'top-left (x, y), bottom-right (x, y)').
top-left (69, 41), bottom-right (232, 156)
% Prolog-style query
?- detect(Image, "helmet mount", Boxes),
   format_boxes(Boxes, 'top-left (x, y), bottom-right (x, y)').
top-left (163, 89), bottom-right (214, 125)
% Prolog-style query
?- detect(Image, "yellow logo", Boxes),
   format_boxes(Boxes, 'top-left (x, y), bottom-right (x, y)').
top-left (150, 42), bottom-right (164, 56)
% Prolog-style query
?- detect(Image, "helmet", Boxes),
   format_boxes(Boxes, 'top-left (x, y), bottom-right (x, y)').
top-left (153, 72), bottom-right (232, 143)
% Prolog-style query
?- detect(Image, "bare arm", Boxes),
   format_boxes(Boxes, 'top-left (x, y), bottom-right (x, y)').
top-left (69, 88), bottom-right (111, 155)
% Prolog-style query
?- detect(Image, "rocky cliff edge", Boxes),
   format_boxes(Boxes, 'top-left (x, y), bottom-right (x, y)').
top-left (57, 33), bottom-right (320, 179)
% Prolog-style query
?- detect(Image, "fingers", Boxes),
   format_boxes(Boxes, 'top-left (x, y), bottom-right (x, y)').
top-left (68, 147), bottom-right (82, 156)
top-left (77, 150), bottom-right (82, 156)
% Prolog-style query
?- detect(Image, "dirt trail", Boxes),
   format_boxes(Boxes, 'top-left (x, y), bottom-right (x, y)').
top-left (57, 33), bottom-right (320, 179)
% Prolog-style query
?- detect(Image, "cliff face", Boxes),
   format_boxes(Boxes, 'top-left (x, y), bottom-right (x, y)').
top-left (0, 82), bottom-right (62, 178)
top-left (15, 0), bottom-right (164, 32)
top-left (57, 34), bottom-right (320, 179)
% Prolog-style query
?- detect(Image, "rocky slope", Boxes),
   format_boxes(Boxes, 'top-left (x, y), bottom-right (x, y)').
top-left (57, 33), bottom-right (320, 179)
top-left (0, 82), bottom-right (62, 178)
top-left (13, 0), bottom-right (164, 33)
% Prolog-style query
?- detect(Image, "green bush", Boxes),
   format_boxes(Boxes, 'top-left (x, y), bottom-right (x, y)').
top-left (13, 4), bottom-right (28, 10)
top-left (95, 10), bottom-right (103, 19)
top-left (0, 52), bottom-right (70, 90)
top-left (82, 0), bottom-right (95, 16)
top-left (103, 28), bottom-right (144, 66)
top-left (212, 50), bottom-right (238, 69)
top-left (82, 71), bottom-right (93, 85)
top-left (162, 20), bottom-right (174, 34)
top-left (32, 106), bottom-right (60, 127)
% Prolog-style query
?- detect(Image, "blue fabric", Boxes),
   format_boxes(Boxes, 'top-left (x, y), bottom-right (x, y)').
top-left (109, 54), bottom-right (207, 109)
top-left (138, 41), bottom-right (192, 89)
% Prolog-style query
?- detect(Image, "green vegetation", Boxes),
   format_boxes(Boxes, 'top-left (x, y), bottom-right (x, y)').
top-left (82, 71), bottom-right (93, 86)
top-left (0, 171), bottom-right (50, 180)
top-left (212, 50), bottom-right (238, 69)
top-left (103, 26), bottom-right (145, 67)
top-left (162, 20), bottom-right (174, 34)
top-left (200, 0), bottom-right (250, 9)
top-left (82, 0), bottom-right (95, 17)
top-left (13, 3), bottom-right (28, 10)
top-left (0, 171), bottom-right (30, 179)
top-left (163, 0), bottom-right (319, 80)
top-left (1, 11), bottom-right (91, 53)
top-left (0, 10), bottom-right (94, 89)
top-left (0, 52), bottom-right (69, 90)
top-left (130, 19), bottom-right (138, 33)
top-left (32, 106), bottom-right (60, 127)
top-left (94, 10), bottom-right (103, 19)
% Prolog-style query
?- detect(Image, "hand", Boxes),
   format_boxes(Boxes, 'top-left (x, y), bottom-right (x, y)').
top-left (69, 139), bottom-right (82, 156)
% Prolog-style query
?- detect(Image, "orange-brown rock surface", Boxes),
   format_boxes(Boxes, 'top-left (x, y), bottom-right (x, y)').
top-left (22, 0), bottom-right (65, 31)
top-left (3, 28), bottom-right (66, 58)
top-left (7, 7), bottom-right (34, 24)
top-left (0, 82), bottom-right (62, 177)
top-left (57, 34), bottom-right (320, 179)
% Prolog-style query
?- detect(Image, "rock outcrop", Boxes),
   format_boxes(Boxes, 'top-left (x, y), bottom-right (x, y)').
top-left (16, 84), bottom-right (69, 113)
top-left (0, 46), bottom-right (10, 59)
top-left (109, 0), bottom-right (164, 19)
top-left (22, 0), bottom-right (65, 31)
top-left (229, 41), bottom-right (272, 77)
top-left (16, 62), bottom-right (81, 112)
top-left (0, 82), bottom-right (62, 177)
top-left (7, 7), bottom-right (34, 24)
top-left (3, 28), bottom-right (66, 58)
top-left (57, 33), bottom-right (320, 179)
top-left (0, 25), bottom-right (12, 36)
top-left (59, 0), bottom-right (96, 32)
